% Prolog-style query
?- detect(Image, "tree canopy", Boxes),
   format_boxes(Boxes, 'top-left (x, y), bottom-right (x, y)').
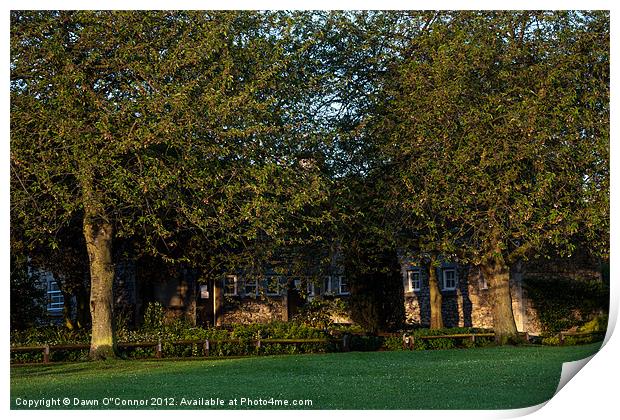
top-left (10, 10), bottom-right (609, 347)
top-left (367, 11), bottom-right (609, 339)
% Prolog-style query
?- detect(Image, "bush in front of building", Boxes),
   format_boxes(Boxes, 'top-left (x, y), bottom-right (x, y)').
top-left (524, 277), bottom-right (609, 334)
top-left (11, 314), bottom-right (334, 362)
top-left (404, 327), bottom-right (495, 351)
top-left (10, 326), bottom-right (91, 363)
top-left (540, 313), bottom-right (608, 346)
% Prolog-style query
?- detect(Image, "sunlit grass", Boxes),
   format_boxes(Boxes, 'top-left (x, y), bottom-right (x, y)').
top-left (11, 342), bottom-right (602, 410)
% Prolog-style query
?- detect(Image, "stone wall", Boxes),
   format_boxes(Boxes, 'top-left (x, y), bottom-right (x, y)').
top-left (401, 257), bottom-right (599, 335)
top-left (401, 262), bottom-right (539, 333)
top-left (221, 296), bottom-right (286, 325)
top-left (463, 265), bottom-right (543, 334)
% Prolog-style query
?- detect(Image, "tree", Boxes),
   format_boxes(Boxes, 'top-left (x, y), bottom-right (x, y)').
top-left (11, 11), bottom-right (328, 358)
top-left (372, 11), bottom-right (609, 342)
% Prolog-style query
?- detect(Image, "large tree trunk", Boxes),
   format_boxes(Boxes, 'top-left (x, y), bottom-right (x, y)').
top-left (481, 254), bottom-right (517, 344)
top-left (428, 256), bottom-right (443, 329)
top-left (83, 215), bottom-right (115, 359)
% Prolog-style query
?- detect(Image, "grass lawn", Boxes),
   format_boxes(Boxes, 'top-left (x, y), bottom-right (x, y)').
top-left (10, 342), bottom-right (601, 410)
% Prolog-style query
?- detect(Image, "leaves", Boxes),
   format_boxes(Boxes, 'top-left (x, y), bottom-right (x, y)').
top-left (11, 11), bottom-right (331, 273)
top-left (368, 11), bottom-right (609, 264)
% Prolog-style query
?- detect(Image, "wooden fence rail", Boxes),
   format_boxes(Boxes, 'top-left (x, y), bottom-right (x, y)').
top-left (12, 330), bottom-right (604, 363)
top-left (558, 330), bottom-right (605, 345)
top-left (401, 332), bottom-right (496, 350)
top-left (400, 332), bottom-right (537, 350)
top-left (10, 337), bottom-right (343, 364)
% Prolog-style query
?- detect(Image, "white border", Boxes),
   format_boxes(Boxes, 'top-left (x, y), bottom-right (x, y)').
top-left (3, 2), bottom-right (617, 420)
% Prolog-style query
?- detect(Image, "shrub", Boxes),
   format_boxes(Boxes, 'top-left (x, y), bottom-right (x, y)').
top-left (10, 326), bottom-right (90, 363)
top-left (142, 301), bottom-right (165, 333)
top-left (350, 335), bottom-right (383, 351)
top-left (402, 327), bottom-right (495, 351)
top-left (578, 314), bottom-right (608, 333)
top-left (524, 277), bottom-right (609, 333)
top-left (11, 320), bottom-right (335, 362)
top-left (383, 336), bottom-right (405, 351)
top-left (292, 298), bottom-right (350, 329)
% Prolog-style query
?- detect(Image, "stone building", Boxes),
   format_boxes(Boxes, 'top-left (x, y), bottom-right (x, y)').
top-left (400, 253), bottom-right (604, 335)
top-left (38, 251), bottom-right (604, 335)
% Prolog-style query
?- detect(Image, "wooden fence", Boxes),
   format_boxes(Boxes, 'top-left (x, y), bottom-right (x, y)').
top-left (557, 330), bottom-right (605, 345)
top-left (11, 329), bottom-right (605, 364)
top-left (10, 337), bottom-right (344, 364)
top-left (400, 332), bottom-right (498, 350)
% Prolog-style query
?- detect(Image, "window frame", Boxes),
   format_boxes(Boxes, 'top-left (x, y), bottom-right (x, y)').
top-left (263, 276), bottom-right (281, 296)
top-left (224, 275), bottom-right (238, 296)
top-left (307, 280), bottom-right (320, 297)
top-left (244, 278), bottom-right (258, 297)
top-left (47, 280), bottom-right (63, 313)
top-left (479, 272), bottom-right (488, 290)
top-left (337, 276), bottom-right (350, 295)
top-left (441, 268), bottom-right (457, 291)
top-left (406, 269), bottom-right (422, 292)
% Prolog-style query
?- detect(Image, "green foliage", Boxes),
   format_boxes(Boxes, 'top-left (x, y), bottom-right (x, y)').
top-left (404, 327), bottom-right (495, 351)
top-left (382, 336), bottom-right (405, 351)
top-left (578, 314), bottom-right (608, 333)
top-left (540, 334), bottom-right (604, 346)
top-left (10, 326), bottom-right (91, 363)
top-left (11, 326), bottom-right (91, 347)
top-left (11, 10), bottom-right (331, 266)
top-left (10, 10), bottom-right (333, 352)
top-left (368, 11), bottom-right (609, 267)
top-left (11, 321), bottom-right (331, 362)
top-left (346, 327), bottom-right (495, 351)
top-left (540, 313), bottom-right (607, 346)
top-left (141, 302), bottom-right (165, 333)
top-left (525, 277), bottom-right (609, 333)
top-left (292, 298), bottom-right (350, 329)
top-left (10, 252), bottom-right (46, 330)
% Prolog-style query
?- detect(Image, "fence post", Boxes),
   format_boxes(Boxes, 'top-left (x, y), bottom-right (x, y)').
top-left (204, 339), bottom-right (210, 357)
top-left (471, 334), bottom-right (476, 344)
top-left (43, 345), bottom-right (50, 364)
top-left (256, 339), bottom-right (261, 351)
top-left (524, 332), bottom-right (529, 342)
top-left (402, 334), bottom-right (408, 350)
top-left (156, 339), bottom-right (162, 358)
top-left (559, 332), bottom-right (564, 346)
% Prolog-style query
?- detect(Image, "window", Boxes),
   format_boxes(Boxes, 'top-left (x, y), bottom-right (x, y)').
top-left (47, 279), bottom-right (63, 313)
top-left (337, 276), bottom-right (350, 295)
top-left (479, 272), bottom-right (488, 290)
top-left (307, 280), bottom-right (320, 297)
top-left (244, 278), bottom-right (258, 297)
top-left (224, 275), bottom-right (238, 296)
top-left (323, 276), bottom-right (333, 295)
top-left (407, 269), bottom-right (421, 292)
top-left (442, 268), bottom-right (457, 291)
top-left (263, 276), bottom-right (280, 296)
